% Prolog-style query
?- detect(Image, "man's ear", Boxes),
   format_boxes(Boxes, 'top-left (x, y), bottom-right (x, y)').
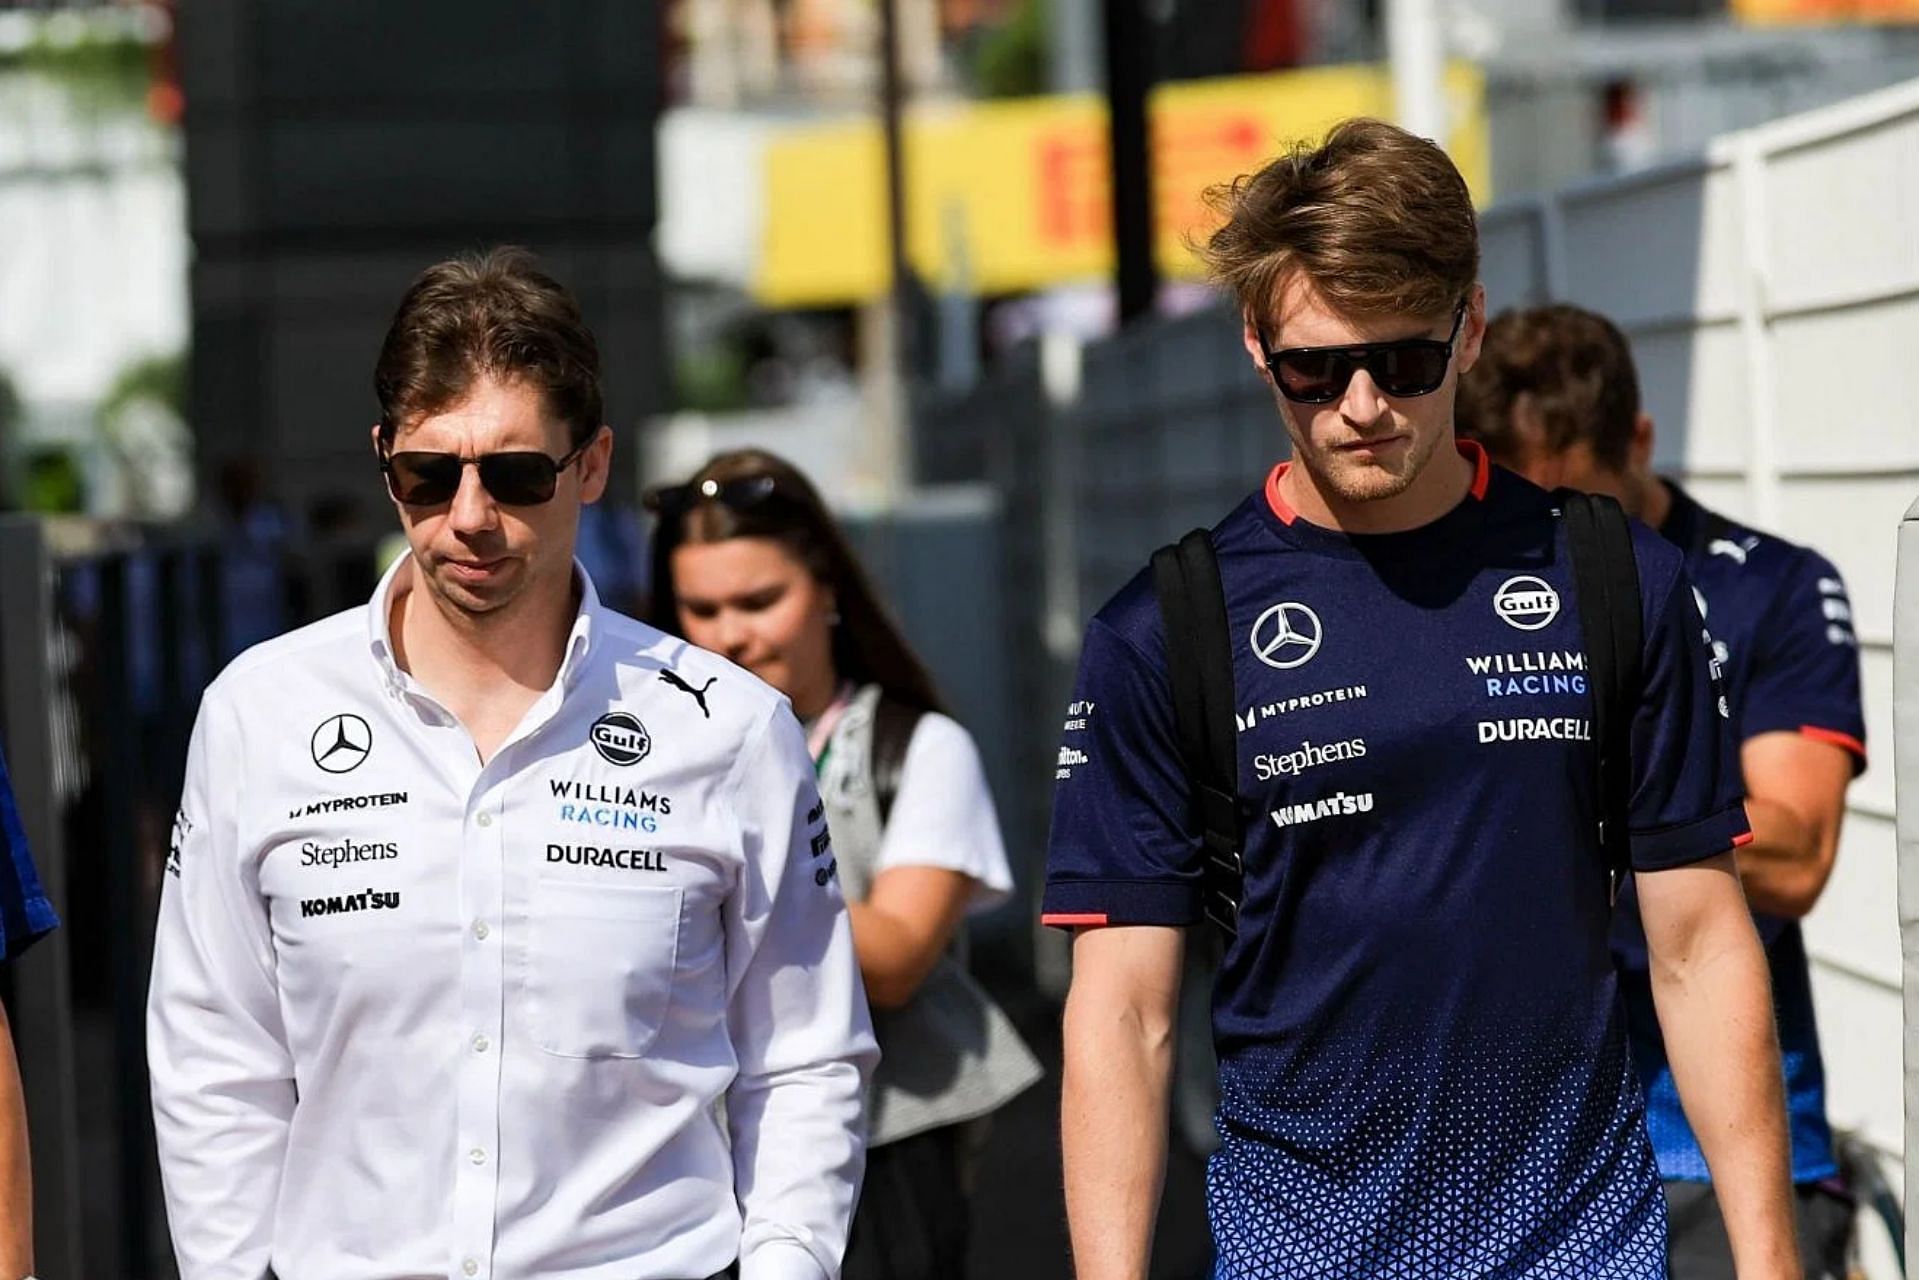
top-left (1240, 311), bottom-right (1271, 377)
top-left (1453, 283), bottom-right (1489, 375)
top-left (578, 425), bottom-right (614, 505)
top-left (1629, 411), bottom-right (1656, 472)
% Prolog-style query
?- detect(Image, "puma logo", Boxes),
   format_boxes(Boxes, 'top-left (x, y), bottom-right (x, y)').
top-left (659, 669), bottom-right (717, 718)
top-left (1708, 536), bottom-right (1758, 565)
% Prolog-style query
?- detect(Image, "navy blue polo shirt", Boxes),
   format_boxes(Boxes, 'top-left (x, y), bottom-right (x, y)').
top-left (1613, 482), bottom-right (1865, 1186)
top-left (1044, 445), bottom-right (1748, 1279)
top-left (0, 743), bottom-right (59, 962)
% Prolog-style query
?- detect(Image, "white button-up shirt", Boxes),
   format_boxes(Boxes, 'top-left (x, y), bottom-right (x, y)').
top-left (148, 560), bottom-right (877, 1280)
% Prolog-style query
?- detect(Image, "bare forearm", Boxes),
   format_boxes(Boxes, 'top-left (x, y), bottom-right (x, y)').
top-left (1736, 796), bottom-right (1824, 918)
top-left (1654, 922), bottom-right (1797, 1279)
top-left (1060, 990), bottom-right (1174, 1280)
top-left (846, 869), bottom-right (973, 1010)
top-left (845, 899), bottom-right (948, 1010)
top-left (845, 901), bottom-right (919, 1008)
top-left (0, 1006), bottom-right (31, 1275)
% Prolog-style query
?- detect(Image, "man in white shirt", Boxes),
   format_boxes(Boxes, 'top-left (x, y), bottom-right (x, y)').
top-left (148, 246), bottom-right (878, 1280)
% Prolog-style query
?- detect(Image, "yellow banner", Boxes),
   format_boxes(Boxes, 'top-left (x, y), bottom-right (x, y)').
top-left (756, 62), bottom-right (1489, 306)
top-left (1733, 0), bottom-right (1919, 21)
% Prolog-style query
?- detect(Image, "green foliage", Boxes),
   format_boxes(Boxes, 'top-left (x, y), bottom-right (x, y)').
top-left (101, 351), bottom-right (186, 421)
top-left (6, 21), bottom-right (153, 116)
top-left (21, 448), bottom-right (84, 515)
top-left (971, 0), bottom-right (1050, 100)
top-left (0, 367), bottom-right (18, 439)
top-left (673, 346), bottom-right (751, 414)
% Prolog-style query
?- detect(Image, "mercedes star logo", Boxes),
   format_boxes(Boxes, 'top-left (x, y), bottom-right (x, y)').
top-left (310, 713), bottom-right (373, 774)
top-left (1250, 602), bottom-right (1323, 670)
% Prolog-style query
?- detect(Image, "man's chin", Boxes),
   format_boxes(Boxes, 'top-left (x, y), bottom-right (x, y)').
top-left (425, 562), bottom-right (523, 616)
top-left (1311, 454), bottom-right (1419, 505)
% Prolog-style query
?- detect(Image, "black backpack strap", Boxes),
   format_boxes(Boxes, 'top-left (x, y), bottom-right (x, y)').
top-left (1150, 529), bottom-right (1242, 938)
top-left (1557, 490), bottom-right (1644, 905)
top-left (870, 693), bottom-right (925, 828)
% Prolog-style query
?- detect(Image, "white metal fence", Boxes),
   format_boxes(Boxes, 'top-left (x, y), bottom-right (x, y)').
top-left (1481, 76), bottom-right (1919, 1277)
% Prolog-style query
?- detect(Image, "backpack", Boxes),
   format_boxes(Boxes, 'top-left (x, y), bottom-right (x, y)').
top-left (1149, 489), bottom-right (1643, 940)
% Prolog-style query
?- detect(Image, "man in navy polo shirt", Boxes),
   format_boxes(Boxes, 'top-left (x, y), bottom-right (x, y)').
top-left (0, 738), bottom-right (60, 1279)
top-left (1043, 119), bottom-right (1799, 1279)
top-left (1458, 303), bottom-right (1864, 1280)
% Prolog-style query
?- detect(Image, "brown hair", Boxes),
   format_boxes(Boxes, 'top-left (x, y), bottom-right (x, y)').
top-left (645, 449), bottom-right (946, 715)
top-left (1455, 304), bottom-right (1640, 470)
top-left (373, 246), bottom-right (602, 447)
top-left (1197, 118), bottom-right (1479, 332)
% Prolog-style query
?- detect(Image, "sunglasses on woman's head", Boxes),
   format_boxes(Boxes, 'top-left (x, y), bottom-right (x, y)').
top-left (380, 439), bottom-right (591, 507)
top-left (643, 475), bottom-right (779, 518)
top-left (1262, 304), bottom-right (1468, 404)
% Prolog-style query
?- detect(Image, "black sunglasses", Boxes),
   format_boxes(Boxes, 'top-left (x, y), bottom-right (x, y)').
top-left (643, 475), bottom-right (779, 518)
top-left (1263, 304), bottom-right (1468, 404)
top-left (381, 440), bottom-right (591, 507)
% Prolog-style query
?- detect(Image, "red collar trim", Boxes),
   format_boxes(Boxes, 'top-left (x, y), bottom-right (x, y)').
top-left (1462, 437), bottom-right (1491, 499)
top-left (1263, 461), bottom-right (1299, 525)
top-left (1264, 438), bottom-right (1490, 526)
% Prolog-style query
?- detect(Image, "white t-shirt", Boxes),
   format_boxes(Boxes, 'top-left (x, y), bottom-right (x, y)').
top-left (873, 712), bottom-right (1014, 913)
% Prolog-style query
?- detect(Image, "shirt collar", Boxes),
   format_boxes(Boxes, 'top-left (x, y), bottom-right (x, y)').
top-left (1264, 437), bottom-right (1491, 526)
top-left (1656, 478), bottom-right (1703, 553)
top-left (365, 554), bottom-right (603, 697)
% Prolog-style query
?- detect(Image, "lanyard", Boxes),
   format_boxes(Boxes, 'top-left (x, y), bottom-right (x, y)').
top-left (804, 681), bottom-right (857, 771)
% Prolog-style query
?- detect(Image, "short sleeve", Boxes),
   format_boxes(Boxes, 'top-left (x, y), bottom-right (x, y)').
top-left (1626, 567), bottom-right (1751, 872)
top-left (1740, 552), bottom-right (1866, 772)
top-left (874, 714), bottom-right (1014, 912)
top-left (0, 742), bottom-right (59, 962)
top-left (1041, 614), bottom-right (1203, 927)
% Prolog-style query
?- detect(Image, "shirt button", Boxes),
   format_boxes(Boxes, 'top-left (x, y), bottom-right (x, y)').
top-left (472, 1033), bottom-right (490, 1054)
top-left (472, 920), bottom-right (489, 941)
top-left (476, 813), bottom-right (493, 828)
top-left (462, 1260), bottom-right (479, 1277)
top-left (469, 1146), bottom-right (487, 1166)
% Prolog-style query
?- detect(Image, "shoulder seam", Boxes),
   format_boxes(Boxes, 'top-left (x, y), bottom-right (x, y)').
top-left (1086, 611), bottom-right (1161, 675)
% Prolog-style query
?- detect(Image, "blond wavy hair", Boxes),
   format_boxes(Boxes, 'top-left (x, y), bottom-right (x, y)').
top-left (1197, 118), bottom-right (1479, 332)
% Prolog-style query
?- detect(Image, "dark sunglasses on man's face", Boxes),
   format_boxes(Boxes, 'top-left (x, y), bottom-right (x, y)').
top-left (1263, 304), bottom-right (1468, 404)
top-left (642, 475), bottom-right (779, 518)
top-left (381, 439), bottom-right (591, 507)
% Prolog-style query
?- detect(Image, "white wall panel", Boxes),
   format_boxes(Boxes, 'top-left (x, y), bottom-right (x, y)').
top-left (1808, 965), bottom-right (1904, 1154)
top-left (1857, 645), bottom-right (1896, 816)
top-left (1675, 476), bottom-right (1756, 522)
top-left (1635, 322), bottom-right (1752, 475)
top-left (1803, 812), bottom-right (1900, 988)
top-left (1771, 299), bottom-right (1919, 474)
top-left (1559, 163), bottom-right (1744, 326)
top-left (1762, 119), bottom-right (1919, 312)
top-left (1774, 478), bottom-right (1910, 642)
top-left (1478, 205), bottom-right (1547, 312)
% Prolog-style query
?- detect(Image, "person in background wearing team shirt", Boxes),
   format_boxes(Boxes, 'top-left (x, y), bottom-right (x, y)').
top-left (1043, 119), bottom-right (1799, 1279)
top-left (0, 740), bottom-right (60, 1280)
top-left (147, 248), bottom-right (876, 1280)
top-left (1457, 303), bottom-right (1865, 1280)
top-left (645, 448), bottom-right (1043, 1280)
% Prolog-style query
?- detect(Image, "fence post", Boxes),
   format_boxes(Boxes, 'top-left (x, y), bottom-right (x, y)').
top-left (1895, 495), bottom-right (1919, 1270)
top-left (0, 517), bottom-right (85, 1277)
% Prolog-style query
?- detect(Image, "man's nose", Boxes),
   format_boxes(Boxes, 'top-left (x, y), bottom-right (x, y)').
top-left (1340, 367), bottom-right (1390, 426)
top-left (446, 463), bottom-right (499, 533)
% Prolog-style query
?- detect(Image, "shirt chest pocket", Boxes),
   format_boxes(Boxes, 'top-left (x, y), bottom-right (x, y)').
top-left (519, 881), bottom-right (682, 1059)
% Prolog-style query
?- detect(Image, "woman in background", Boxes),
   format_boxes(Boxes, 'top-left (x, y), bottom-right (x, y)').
top-left (645, 448), bottom-right (1041, 1280)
